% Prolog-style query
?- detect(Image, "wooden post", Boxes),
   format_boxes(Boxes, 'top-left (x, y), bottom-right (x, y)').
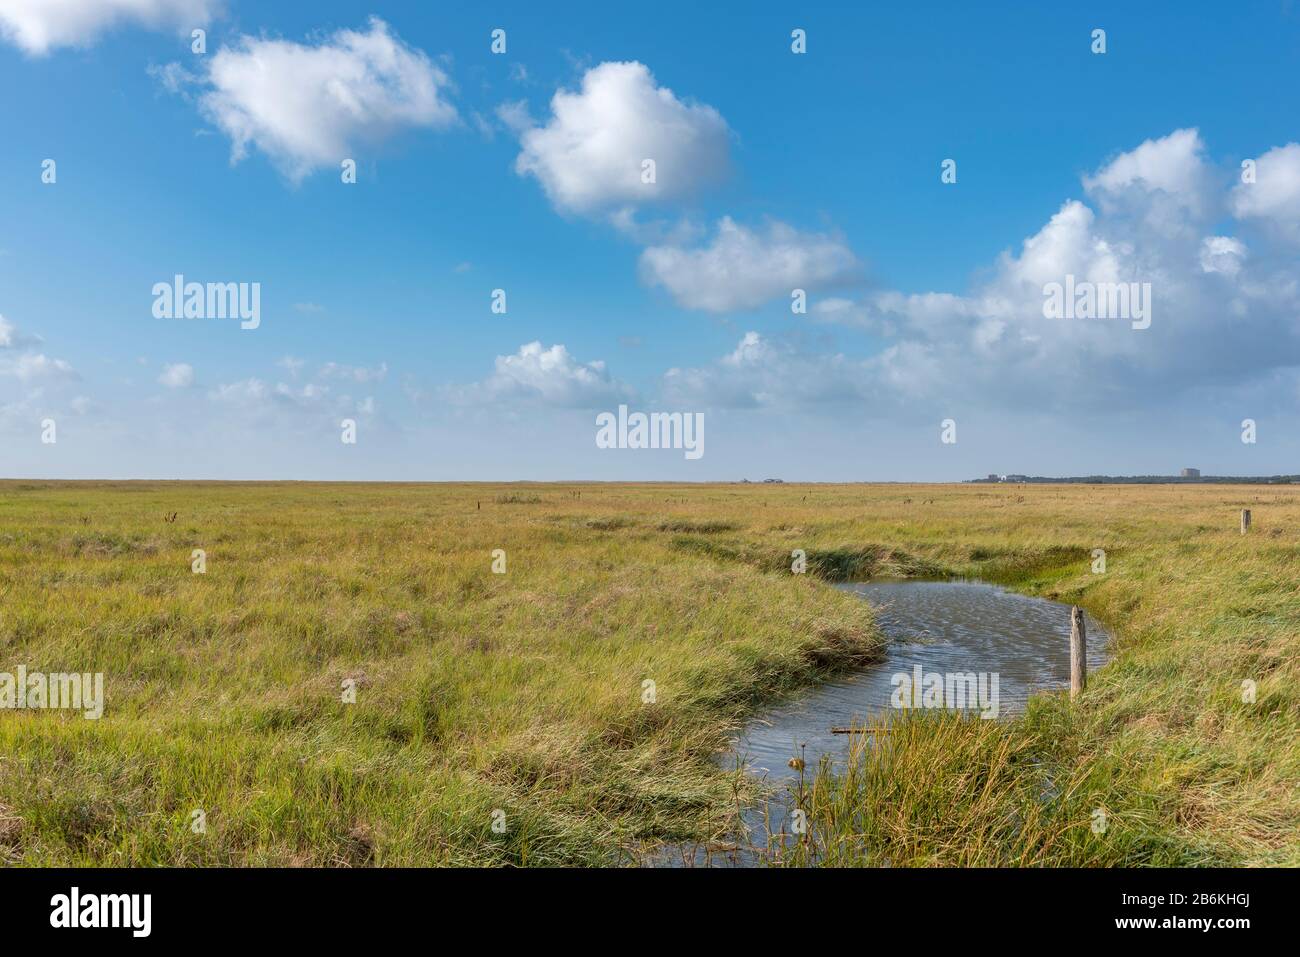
top-left (1070, 606), bottom-right (1086, 699)
top-left (1241, 509), bottom-right (1251, 534)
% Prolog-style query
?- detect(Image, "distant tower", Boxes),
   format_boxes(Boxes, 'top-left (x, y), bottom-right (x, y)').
top-left (1181, 467), bottom-right (1200, 478)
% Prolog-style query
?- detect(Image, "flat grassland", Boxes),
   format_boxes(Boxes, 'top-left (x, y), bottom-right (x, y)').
top-left (0, 481), bottom-right (1295, 866)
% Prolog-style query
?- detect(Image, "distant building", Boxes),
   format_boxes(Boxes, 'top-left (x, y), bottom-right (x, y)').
top-left (1004, 474), bottom-right (1028, 483)
top-left (1181, 468), bottom-right (1201, 478)
top-left (987, 474), bottom-right (999, 481)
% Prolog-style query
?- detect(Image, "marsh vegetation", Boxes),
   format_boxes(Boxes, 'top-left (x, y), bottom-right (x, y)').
top-left (0, 481), bottom-right (1294, 866)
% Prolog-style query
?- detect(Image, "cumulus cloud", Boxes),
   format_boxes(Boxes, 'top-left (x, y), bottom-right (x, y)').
top-left (507, 61), bottom-right (855, 312)
top-left (658, 129), bottom-right (1300, 420)
top-left (162, 17), bottom-right (456, 182)
top-left (510, 61), bottom-right (731, 215)
top-left (447, 342), bottom-right (634, 408)
top-left (639, 217), bottom-right (860, 312)
top-left (800, 128), bottom-right (1300, 414)
top-left (0, 0), bottom-right (218, 55)
top-left (1231, 143), bottom-right (1300, 243)
top-left (1082, 128), bottom-right (1210, 214)
top-left (158, 362), bottom-right (194, 388)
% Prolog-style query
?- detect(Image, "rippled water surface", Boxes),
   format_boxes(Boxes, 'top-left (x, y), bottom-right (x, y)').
top-left (730, 580), bottom-right (1110, 783)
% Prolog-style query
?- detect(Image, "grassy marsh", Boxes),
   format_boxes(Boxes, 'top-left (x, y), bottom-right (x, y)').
top-left (0, 481), bottom-right (1295, 866)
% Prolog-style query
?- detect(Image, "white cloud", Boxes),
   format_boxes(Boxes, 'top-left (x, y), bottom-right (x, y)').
top-left (202, 364), bottom-right (377, 445)
top-left (173, 17), bottom-right (455, 182)
top-left (210, 359), bottom-right (385, 414)
top-left (0, 314), bottom-right (44, 350)
top-left (639, 217), bottom-right (860, 312)
top-left (3, 353), bottom-right (77, 382)
top-left (802, 130), bottom-right (1300, 414)
top-left (635, 130), bottom-right (1299, 422)
top-left (203, 380), bottom-right (353, 444)
top-left (319, 361), bottom-right (388, 384)
top-left (273, 381), bottom-right (331, 403)
top-left (207, 377), bottom-right (329, 409)
top-left (495, 100), bottom-right (532, 135)
top-left (662, 332), bottom-right (870, 409)
top-left (1083, 127), bottom-right (1211, 218)
top-left (1231, 143), bottom-right (1300, 242)
top-left (0, 0), bottom-right (218, 55)
top-left (448, 342), bottom-right (634, 408)
top-left (997, 200), bottom-right (1124, 289)
top-left (158, 362), bottom-right (194, 388)
top-left (0, 316), bottom-right (81, 435)
top-left (148, 60), bottom-right (197, 96)
top-left (209, 377), bottom-right (267, 404)
top-left (510, 61), bottom-right (730, 215)
top-left (1199, 236), bottom-right (1246, 277)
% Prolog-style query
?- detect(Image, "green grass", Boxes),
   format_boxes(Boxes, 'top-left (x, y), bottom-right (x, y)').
top-left (0, 480), bottom-right (1295, 866)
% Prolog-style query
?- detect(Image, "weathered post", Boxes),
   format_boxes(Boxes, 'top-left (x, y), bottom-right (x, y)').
top-left (1070, 606), bottom-right (1087, 699)
top-left (1241, 509), bottom-right (1251, 534)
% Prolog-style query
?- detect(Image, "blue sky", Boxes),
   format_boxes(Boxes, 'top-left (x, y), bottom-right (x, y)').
top-left (2, 1), bottom-right (1298, 480)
